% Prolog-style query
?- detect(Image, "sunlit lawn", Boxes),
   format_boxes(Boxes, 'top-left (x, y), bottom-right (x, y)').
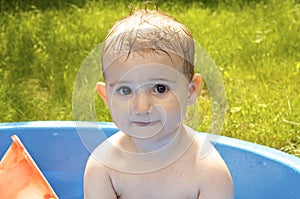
top-left (0, 0), bottom-right (299, 156)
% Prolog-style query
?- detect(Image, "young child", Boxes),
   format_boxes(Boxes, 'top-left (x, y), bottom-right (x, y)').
top-left (84, 9), bottom-right (233, 199)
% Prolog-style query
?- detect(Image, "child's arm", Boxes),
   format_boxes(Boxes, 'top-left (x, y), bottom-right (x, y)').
top-left (84, 156), bottom-right (117, 199)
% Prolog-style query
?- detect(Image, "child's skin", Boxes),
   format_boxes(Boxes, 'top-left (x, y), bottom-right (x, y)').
top-left (84, 9), bottom-right (233, 199)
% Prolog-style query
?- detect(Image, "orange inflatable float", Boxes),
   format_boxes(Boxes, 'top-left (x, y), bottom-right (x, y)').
top-left (0, 135), bottom-right (58, 199)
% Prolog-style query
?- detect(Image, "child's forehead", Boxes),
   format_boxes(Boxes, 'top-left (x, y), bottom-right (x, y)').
top-left (104, 50), bottom-right (183, 72)
top-left (103, 51), bottom-right (186, 81)
top-left (102, 39), bottom-right (189, 68)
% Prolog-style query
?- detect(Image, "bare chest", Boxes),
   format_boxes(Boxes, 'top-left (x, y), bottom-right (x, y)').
top-left (112, 166), bottom-right (201, 199)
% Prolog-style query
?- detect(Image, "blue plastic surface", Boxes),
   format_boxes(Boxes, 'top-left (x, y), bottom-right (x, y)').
top-left (0, 121), bottom-right (300, 199)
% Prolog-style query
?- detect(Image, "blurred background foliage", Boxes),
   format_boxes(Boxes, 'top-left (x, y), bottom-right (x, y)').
top-left (0, 0), bottom-right (299, 156)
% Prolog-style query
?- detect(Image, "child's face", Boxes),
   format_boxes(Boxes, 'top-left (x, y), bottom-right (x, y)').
top-left (98, 52), bottom-right (200, 140)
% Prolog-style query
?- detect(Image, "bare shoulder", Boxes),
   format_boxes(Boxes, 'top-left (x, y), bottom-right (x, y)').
top-left (84, 133), bottom-right (124, 199)
top-left (193, 133), bottom-right (234, 199)
top-left (85, 153), bottom-right (109, 182)
top-left (85, 131), bottom-right (125, 175)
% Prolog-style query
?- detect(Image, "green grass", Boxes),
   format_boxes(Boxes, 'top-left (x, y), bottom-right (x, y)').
top-left (0, 0), bottom-right (299, 157)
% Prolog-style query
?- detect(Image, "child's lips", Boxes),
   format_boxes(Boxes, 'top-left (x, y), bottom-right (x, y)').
top-left (132, 121), bottom-right (159, 127)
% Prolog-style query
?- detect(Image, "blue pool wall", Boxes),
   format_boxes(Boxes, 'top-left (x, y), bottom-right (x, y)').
top-left (0, 121), bottom-right (300, 199)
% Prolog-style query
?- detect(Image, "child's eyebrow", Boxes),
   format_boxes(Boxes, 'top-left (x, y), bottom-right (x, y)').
top-left (108, 80), bottom-right (131, 87)
top-left (149, 78), bottom-right (176, 84)
top-left (108, 78), bottom-right (176, 87)
top-left (108, 81), bottom-right (116, 87)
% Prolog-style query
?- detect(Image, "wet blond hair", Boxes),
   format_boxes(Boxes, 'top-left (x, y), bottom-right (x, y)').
top-left (102, 9), bottom-right (195, 80)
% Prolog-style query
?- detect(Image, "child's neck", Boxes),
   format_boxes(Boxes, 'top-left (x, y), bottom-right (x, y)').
top-left (127, 124), bottom-right (196, 165)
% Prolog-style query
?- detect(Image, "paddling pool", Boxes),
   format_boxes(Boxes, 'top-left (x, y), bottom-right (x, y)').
top-left (1, 121), bottom-right (300, 199)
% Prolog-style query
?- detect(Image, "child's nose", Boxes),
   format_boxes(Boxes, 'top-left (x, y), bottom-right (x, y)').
top-left (130, 91), bottom-right (151, 115)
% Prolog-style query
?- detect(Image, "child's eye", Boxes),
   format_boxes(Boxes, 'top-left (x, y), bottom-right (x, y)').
top-left (118, 86), bottom-right (132, 95)
top-left (153, 84), bottom-right (169, 94)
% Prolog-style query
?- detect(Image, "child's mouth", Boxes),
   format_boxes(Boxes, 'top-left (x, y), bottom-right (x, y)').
top-left (132, 121), bottom-right (159, 127)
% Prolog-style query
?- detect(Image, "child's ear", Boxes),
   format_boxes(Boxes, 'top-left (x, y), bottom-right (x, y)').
top-left (187, 73), bottom-right (202, 105)
top-left (96, 82), bottom-right (108, 105)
